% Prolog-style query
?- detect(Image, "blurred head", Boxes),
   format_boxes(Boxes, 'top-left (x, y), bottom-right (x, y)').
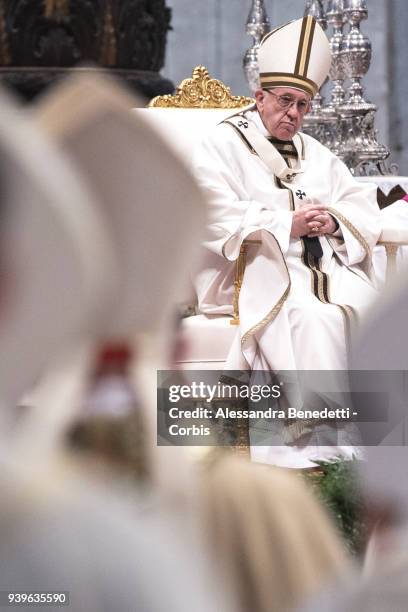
top-left (200, 455), bottom-right (349, 612)
top-left (255, 86), bottom-right (311, 140)
top-left (0, 462), bottom-right (221, 612)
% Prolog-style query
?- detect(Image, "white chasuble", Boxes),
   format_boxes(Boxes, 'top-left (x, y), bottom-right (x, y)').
top-left (192, 109), bottom-right (382, 468)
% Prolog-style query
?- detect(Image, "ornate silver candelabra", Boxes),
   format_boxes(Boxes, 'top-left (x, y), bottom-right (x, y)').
top-left (245, 0), bottom-right (395, 175)
top-left (338, 0), bottom-right (394, 175)
top-left (243, 0), bottom-right (270, 93)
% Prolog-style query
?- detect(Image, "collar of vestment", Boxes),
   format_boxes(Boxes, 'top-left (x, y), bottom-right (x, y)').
top-left (267, 137), bottom-right (298, 164)
top-left (222, 109), bottom-right (305, 183)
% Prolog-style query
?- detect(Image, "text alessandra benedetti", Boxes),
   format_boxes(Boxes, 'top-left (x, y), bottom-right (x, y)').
top-left (214, 407), bottom-right (351, 420)
top-left (168, 407), bottom-right (352, 420)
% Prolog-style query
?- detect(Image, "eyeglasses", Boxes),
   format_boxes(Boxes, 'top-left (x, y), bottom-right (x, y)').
top-left (264, 90), bottom-right (310, 115)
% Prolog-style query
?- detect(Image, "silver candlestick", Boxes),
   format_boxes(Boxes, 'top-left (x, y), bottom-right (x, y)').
top-left (341, 0), bottom-right (371, 106)
top-left (304, 0), bottom-right (327, 28)
top-left (326, 0), bottom-right (346, 108)
top-left (320, 0), bottom-right (347, 157)
top-left (243, 0), bottom-right (270, 93)
top-left (305, 0), bottom-right (327, 116)
top-left (301, 0), bottom-right (330, 143)
top-left (338, 0), bottom-right (394, 175)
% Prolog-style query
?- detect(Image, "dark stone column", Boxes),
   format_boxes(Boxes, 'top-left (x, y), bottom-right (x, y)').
top-left (0, 0), bottom-right (173, 102)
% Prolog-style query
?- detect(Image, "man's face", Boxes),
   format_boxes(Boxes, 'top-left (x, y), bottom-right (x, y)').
top-left (255, 87), bottom-right (311, 141)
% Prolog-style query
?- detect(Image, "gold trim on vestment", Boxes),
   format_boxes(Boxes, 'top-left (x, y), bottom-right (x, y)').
top-left (327, 207), bottom-right (371, 257)
top-left (295, 16), bottom-right (316, 77)
top-left (239, 233), bottom-right (291, 347)
top-left (278, 151), bottom-right (298, 160)
top-left (276, 177), bottom-right (295, 210)
top-left (270, 142), bottom-right (297, 152)
top-left (337, 305), bottom-right (356, 358)
top-left (310, 254), bottom-right (328, 302)
top-left (259, 73), bottom-right (317, 97)
top-left (241, 281), bottom-right (291, 347)
top-left (230, 240), bottom-right (261, 325)
top-left (295, 17), bottom-right (308, 75)
top-left (298, 134), bottom-right (305, 160)
top-left (302, 244), bottom-right (330, 303)
top-left (230, 243), bottom-right (248, 326)
top-left (221, 239), bottom-right (262, 323)
top-left (303, 17), bottom-right (316, 76)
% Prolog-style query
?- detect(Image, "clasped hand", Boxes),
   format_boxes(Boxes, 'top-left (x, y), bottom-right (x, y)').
top-left (290, 203), bottom-right (337, 239)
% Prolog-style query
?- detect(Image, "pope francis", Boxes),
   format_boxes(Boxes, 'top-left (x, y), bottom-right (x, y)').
top-left (192, 16), bottom-right (381, 468)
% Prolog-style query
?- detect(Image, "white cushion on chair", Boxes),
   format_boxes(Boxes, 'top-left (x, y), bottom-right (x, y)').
top-left (135, 108), bottom-right (240, 370)
top-left (178, 314), bottom-right (237, 369)
top-left (133, 108), bottom-right (233, 159)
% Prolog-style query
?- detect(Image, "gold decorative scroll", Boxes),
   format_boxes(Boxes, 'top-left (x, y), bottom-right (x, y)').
top-left (149, 66), bottom-right (254, 109)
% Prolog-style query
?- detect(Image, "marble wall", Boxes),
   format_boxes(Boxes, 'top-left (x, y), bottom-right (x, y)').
top-left (163, 0), bottom-right (408, 175)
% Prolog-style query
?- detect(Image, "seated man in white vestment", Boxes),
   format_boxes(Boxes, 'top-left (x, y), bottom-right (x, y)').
top-left (192, 17), bottom-right (382, 468)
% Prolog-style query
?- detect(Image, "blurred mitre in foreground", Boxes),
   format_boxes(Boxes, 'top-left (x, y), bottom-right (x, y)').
top-left (2, 73), bottom-right (206, 505)
top-left (34, 72), bottom-right (206, 348)
top-left (0, 86), bottom-right (115, 421)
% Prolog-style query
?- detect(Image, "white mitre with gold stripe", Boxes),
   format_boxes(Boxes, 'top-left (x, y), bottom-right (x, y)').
top-left (258, 15), bottom-right (331, 97)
